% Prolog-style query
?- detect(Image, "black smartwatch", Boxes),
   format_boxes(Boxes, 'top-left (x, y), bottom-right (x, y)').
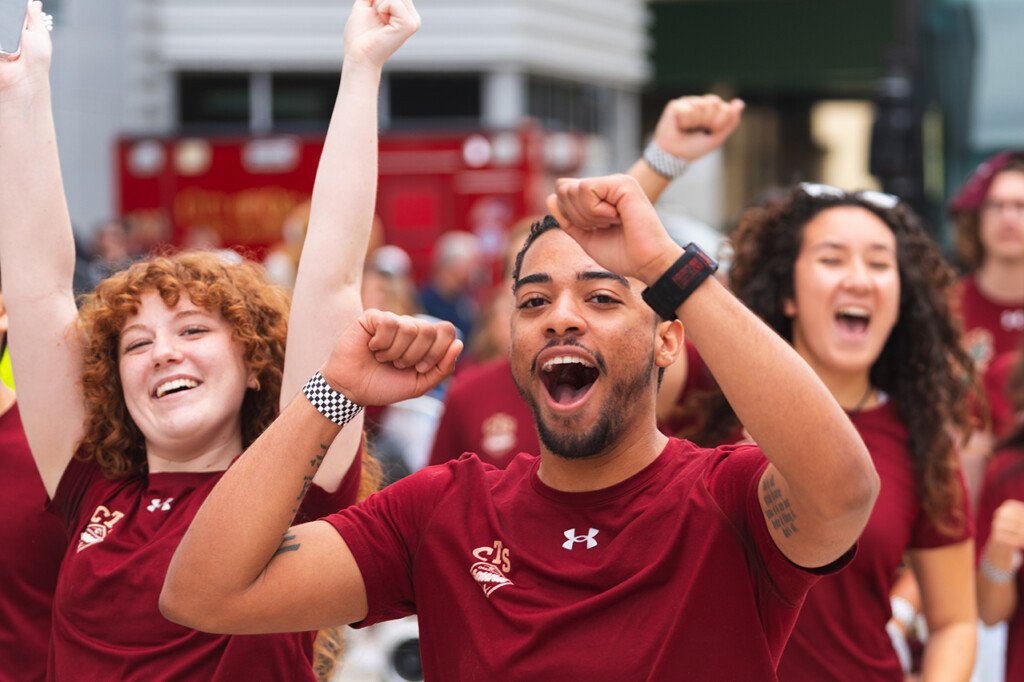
top-left (641, 243), bottom-right (718, 320)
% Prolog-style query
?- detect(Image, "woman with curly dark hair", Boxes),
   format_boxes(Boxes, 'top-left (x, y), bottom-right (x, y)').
top-left (0, 0), bottom-right (415, 678)
top-left (977, 342), bottom-right (1024, 681)
top-left (683, 184), bottom-right (977, 680)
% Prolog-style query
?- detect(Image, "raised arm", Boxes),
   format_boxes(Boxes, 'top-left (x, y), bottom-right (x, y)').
top-left (627, 94), bottom-right (744, 205)
top-left (0, 2), bottom-right (86, 497)
top-left (161, 310), bottom-right (461, 633)
top-left (547, 175), bottom-right (879, 569)
top-left (283, 0), bottom-right (420, 490)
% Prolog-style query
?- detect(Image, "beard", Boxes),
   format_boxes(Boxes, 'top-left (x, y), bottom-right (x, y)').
top-left (514, 347), bottom-right (656, 460)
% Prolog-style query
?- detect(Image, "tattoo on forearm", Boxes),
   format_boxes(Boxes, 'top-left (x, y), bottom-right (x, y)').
top-left (762, 474), bottom-right (799, 538)
top-left (274, 533), bottom-right (300, 557)
top-left (289, 443), bottom-right (331, 516)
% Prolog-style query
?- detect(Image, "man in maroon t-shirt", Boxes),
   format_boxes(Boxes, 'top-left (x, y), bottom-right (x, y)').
top-left (164, 164), bottom-right (881, 680)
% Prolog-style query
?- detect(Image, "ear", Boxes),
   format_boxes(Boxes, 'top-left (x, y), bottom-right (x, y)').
top-left (247, 369), bottom-right (261, 391)
top-left (782, 296), bottom-right (797, 318)
top-left (654, 318), bottom-right (684, 370)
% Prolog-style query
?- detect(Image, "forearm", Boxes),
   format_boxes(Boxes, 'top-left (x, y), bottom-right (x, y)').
top-left (977, 542), bottom-right (1019, 624)
top-left (626, 159), bottom-right (671, 206)
top-left (0, 84), bottom-right (75, 302)
top-left (296, 61), bottom-right (381, 293)
top-left (677, 278), bottom-right (877, 514)
top-left (164, 395), bottom-right (342, 612)
top-left (919, 621), bottom-right (976, 681)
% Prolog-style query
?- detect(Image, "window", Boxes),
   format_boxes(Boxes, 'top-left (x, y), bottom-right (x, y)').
top-left (272, 73), bottom-right (340, 130)
top-left (389, 73), bottom-right (481, 126)
top-left (178, 73), bottom-right (250, 129)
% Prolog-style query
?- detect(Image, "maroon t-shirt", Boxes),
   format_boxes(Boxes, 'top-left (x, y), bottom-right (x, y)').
top-left (778, 402), bottom-right (974, 681)
top-left (46, 453), bottom-right (361, 681)
top-left (326, 439), bottom-right (852, 681)
top-left (977, 446), bottom-right (1024, 682)
top-left (659, 340), bottom-right (717, 437)
top-left (957, 275), bottom-right (1024, 375)
top-left (427, 357), bottom-right (538, 469)
top-left (0, 403), bottom-right (67, 682)
top-left (985, 350), bottom-right (1020, 439)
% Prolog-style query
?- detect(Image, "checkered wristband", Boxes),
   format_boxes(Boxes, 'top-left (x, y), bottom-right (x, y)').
top-left (302, 371), bottom-right (364, 427)
top-left (643, 140), bottom-right (689, 178)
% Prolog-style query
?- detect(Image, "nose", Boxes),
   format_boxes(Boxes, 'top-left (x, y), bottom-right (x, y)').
top-left (544, 293), bottom-right (587, 337)
top-left (150, 333), bottom-right (184, 367)
top-left (841, 259), bottom-right (873, 292)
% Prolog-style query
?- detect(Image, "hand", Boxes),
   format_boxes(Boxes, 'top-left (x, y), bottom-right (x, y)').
top-left (987, 499), bottom-right (1024, 556)
top-left (545, 174), bottom-right (682, 286)
top-left (343, 0), bottom-right (421, 68)
top-left (652, 95), bottom-right (744, 162)
top-left (0, 2), bottom-right (52, 97)
top-left (321, 309), bottom-right (461, 406)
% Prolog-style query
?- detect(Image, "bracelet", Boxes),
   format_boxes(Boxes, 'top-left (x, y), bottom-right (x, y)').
top-left (302, 371), bottom-right (364, 427)
top-left (640, 243), bottom-right (719, 320)
top-left (643, 140), bottom-right (689, 178)
top-left (980, 550), bottom-right (1022, 584)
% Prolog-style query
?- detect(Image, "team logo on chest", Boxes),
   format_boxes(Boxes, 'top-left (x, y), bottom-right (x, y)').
top-left (562, 527), bottom-right (599, 550)
top-left (470, 540), bottom-right (513, 598)
top-left (77, 505), bottom-right (125, 552)
top-left (147, 497), bottom-right (174, 512)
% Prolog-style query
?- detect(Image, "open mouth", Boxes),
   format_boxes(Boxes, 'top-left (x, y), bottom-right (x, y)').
top-left (154, 378), bottom-right (200, 399)
top-left (540, 355), bottom-right (599, 405)
top-left (835, 306), bottom-right (870, 335)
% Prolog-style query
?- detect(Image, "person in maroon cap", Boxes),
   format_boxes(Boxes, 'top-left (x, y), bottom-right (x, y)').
top-left (951, 152), bottom-right (1024, 373)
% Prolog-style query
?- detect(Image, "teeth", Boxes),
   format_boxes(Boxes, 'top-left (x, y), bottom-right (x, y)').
top-left (837, 306), bottom-right (870, 319)
top-left (156, 378), bottom-right (199, 398)
top-left (542, 355), bottom-right (595, 372)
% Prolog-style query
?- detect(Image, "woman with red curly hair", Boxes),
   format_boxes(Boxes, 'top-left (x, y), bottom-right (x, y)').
top-left (679, 185), bottom-right (978, 680)
top-left (0, 0), bottom-right (418, 679)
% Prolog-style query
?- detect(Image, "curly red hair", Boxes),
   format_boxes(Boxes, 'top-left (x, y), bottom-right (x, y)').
top-left (77, 251), bottom-right (290, 479)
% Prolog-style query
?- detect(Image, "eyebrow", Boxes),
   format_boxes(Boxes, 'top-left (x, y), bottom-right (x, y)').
top-left (813, 241), bottom-right (896, 254)
top-left (120, 309), bottom-right (211, 336)
top-left (513, 270), bottom-right (629, 293)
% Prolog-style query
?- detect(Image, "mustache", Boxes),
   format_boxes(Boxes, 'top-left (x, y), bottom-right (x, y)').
top-left (529, 337), bottom-right (607, 374)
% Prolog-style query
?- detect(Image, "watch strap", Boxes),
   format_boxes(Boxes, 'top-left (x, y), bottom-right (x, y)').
top-left (641, 243), bottom-right (718, 320)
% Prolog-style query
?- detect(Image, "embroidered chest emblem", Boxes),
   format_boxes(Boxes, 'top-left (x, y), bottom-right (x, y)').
top-left (562, 527), bottom-right (599, 550)
top-left (471, 540), bottom-right (513, 598)
top-left (77, 505), bottom-right (125, 552)
top-left (147, 497), bottom-right (174, 512)
top-left (481, 413), bottom-right (517, 457)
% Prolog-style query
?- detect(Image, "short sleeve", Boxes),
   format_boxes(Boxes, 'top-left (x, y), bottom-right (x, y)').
top-left (704, 445), bottom-right (853, 605)
top-left (909, 467), bottom-right (974, 550)
top-left (319, 464), bottom-right (451, 627)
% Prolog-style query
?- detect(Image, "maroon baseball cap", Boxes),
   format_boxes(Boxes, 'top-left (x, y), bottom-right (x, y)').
top-left (949, 151), bottom-right (1024, 214)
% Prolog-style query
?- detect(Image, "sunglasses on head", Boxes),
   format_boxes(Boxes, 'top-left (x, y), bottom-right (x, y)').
top-left (798, 182), bottom-right (901, 211)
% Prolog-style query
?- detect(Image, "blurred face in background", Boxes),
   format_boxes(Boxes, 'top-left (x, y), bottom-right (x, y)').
top-left (979, 169), bottom-right (1024, 265)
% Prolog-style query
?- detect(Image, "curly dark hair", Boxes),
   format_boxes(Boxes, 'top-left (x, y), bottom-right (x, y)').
top-left (953, 157), bottom-right (1024, 270)
top-left (692, 187), bottom-right (976, 537)
top-left (76, 250), bottom-right (290, 479)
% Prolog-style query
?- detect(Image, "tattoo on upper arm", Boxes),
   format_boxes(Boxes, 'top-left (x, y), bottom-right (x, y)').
top-left (274, 532), bottom-right (301, 557)
top-left (762, 473), bottom-right (799, 538)
top-left (289, 443), bottom-right (331, 516)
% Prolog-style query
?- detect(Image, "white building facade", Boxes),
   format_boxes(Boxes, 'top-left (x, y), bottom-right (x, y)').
top-left (48, 0), bottom-right (650, 236)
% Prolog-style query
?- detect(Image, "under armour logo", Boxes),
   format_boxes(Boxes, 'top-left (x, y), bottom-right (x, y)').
top-left (147, 498), bottom-right (173, 512)
top-left (562, 528), bottom-right (599, 550)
